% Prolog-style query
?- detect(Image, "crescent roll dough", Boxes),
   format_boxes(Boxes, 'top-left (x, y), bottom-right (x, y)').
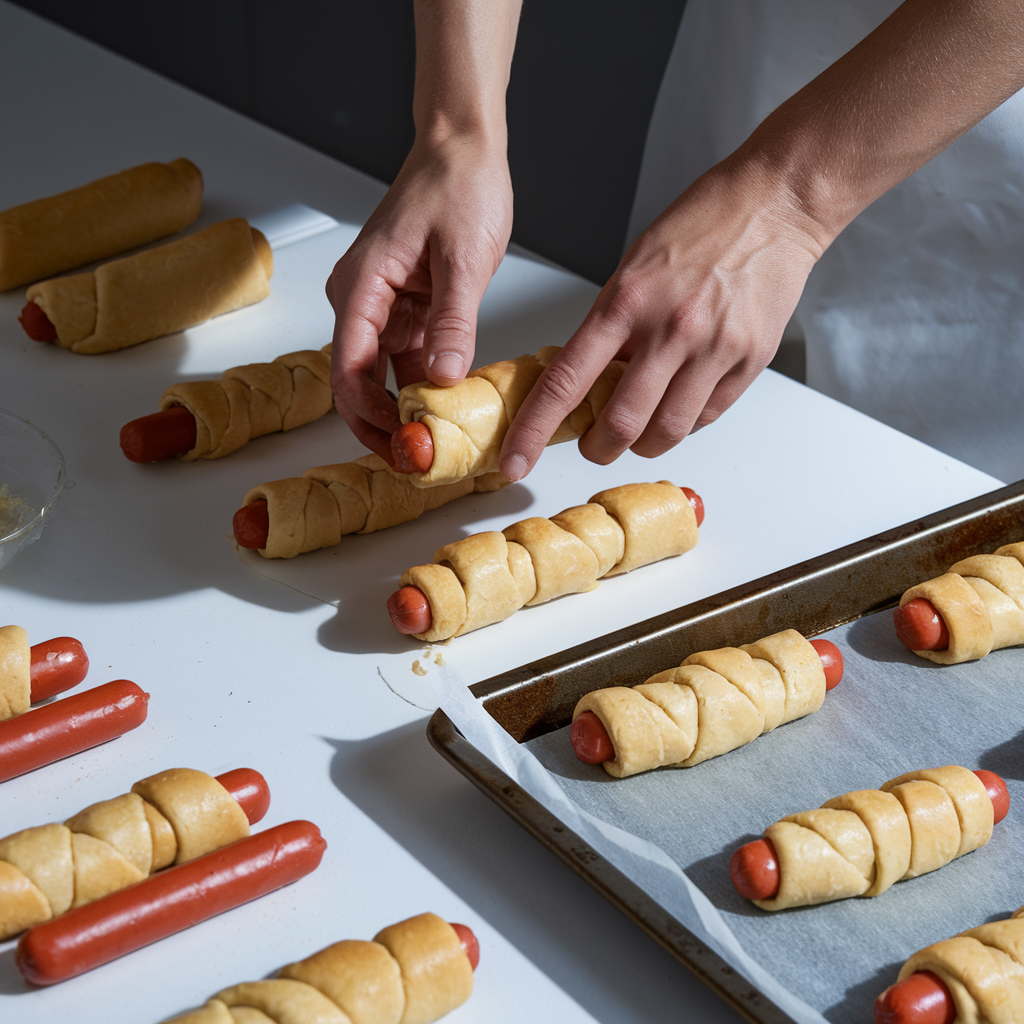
top-left (162, 912), bottom-right (474, 1024)
top-left (750, 765), bottom-right (993, 911)
top-left (0, 159), bottom-right (202, 292)
top-left (397, 346), bottom-right (625, 487)
top-left (896, 904), bottom-right (1024, 1024)
top-left (245, 455), bottom-right (510, 559)
top-left (399, 480), bottom-right (698, 642)
top-left (26, 218), bottom-right (272, 354)
top-left (900, 542), bottom-right (1024, 664)
top-left (0, 767), bottom-right (249, 939)
top-left (160, 344), bottom-right (334, 461)
top-left (0, 624), bottom-right (30, 721)
top-left (574, 629), bottom-right (826, 778)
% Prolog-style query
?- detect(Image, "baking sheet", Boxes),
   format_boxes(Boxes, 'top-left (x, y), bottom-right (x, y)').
top-left (431, 615), bottom-right (1024, 1024)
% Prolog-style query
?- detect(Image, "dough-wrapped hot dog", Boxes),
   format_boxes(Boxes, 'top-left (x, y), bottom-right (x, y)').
top-left (0, 626), bottom-right (90, 721)
top-left (572, 631), bottom-right (833, 778)
top-left (0, 767), bottom-right (256, 939)
top-left (238, 454), bottom-right (510, 558)
top-left (736, 765), bottom-right (997, 911)
top-left (877, 905), bottom-right (1024, 1023)
top-left (896, 542), bottom-right (1024, 664)
top-left (163, 912), bottom-right (475, 1024)
top-left (0, 159), bottom-right (202, 292)
top-left (24, 218), bottom-right (272, 354)
top-left (393, 481), bottom-right (700, 642)
top-left (394, 346), bottom-right (625, 487)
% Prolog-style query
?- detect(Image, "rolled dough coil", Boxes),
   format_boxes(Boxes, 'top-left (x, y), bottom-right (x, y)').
top-left (397, 345), bottom-right (625, 487)
top-left (162, 912), bottom-right (474, 1024)
top-left (0, 624), bottom-right (30, 721)
top-left (26, 217), bottom-right (272, 354)
top-left (0, 767), bottom-right (250, 939)
top-left (574, 629), bottom-right (826, 778)
top-left (0, 158), bottom-right (202, 292)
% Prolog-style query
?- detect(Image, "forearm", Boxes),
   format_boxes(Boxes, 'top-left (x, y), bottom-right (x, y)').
top-left (412, 0), bottom-right (522, 149)
top-left (738, 0), bottom-right (1024, 246)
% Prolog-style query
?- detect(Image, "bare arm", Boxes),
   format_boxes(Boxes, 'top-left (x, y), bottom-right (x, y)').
top-left (327, 0), bottom-right (522, 460)
top-left (500, 0), bottom-right (1024, 479)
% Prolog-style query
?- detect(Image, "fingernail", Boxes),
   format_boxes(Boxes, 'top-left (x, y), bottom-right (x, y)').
top-left (502, 453), bottom-right (528, 482)
top-left (428, 351), bottom-right (464, 380)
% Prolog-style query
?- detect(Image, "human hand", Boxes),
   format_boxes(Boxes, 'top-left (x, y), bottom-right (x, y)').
top-left (327, 136), bottom-right (513, 461)
top-left (498, 158), bottom-right (829, 480)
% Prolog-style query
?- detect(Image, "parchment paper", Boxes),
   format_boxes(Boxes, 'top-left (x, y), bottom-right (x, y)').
top-left (433, 612), bottom-right (1024, 1024)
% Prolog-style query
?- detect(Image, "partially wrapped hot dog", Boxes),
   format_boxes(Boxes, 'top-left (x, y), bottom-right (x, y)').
top-left (160, 912), bottom-right (476, 1024)
top-left (0, 625), bottom-right (89, 720)
top-left (21, 218), bottom-right (272, 354)
top-left (0, 159), bottom-right (202, 292)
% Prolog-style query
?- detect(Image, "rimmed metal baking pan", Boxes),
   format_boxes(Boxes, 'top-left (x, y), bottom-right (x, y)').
top-left (427, 479), bottom-right (1024, 1024)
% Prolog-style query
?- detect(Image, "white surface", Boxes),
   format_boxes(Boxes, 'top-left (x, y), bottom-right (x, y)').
top-left (0, 4), bottom-right (1004, 1023)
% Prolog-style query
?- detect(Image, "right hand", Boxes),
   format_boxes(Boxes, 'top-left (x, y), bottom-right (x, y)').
top-left (327, 136), bottom-right (513, 462)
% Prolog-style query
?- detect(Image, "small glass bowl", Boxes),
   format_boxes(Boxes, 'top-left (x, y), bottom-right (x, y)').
top-left (0, 409), bottom-right (66, 572)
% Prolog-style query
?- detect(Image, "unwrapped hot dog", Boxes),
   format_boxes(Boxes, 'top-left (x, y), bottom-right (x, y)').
top-left (162, 912), bottom-right (475, 1024)
top-left (121, 343), bottom-right (334, 463)
top-left (392, 346), bottom-right (625, 487)
top-left (0, 626), bottom-right (89, 720)
top-left (23, 218), bottom-right (272, 354)
top-left (894, 542), bottom-right (1024, 664)
top-left (572, 632), bottom-right (842, 777)
top-left (237, 453), bottom-right (510, 558)
top-left (390, 481), bottom-right (700, 642)
top-left (0, 159), bottom-right (202, 292)
top-left (0, 766), bottom-right (266, 939)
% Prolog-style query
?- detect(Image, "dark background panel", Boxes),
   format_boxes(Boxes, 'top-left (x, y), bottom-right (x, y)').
top-left (13, 0), bottom-right (687, 284)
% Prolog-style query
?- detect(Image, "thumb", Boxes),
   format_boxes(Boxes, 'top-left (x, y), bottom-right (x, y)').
top-left (422, 250), bottom-right (491, 386)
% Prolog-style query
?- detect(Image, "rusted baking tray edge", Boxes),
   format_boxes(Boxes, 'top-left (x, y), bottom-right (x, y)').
top-left (426, 478), bottom-right (1024, 1024)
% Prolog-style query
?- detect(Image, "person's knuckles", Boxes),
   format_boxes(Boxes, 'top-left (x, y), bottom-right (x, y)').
top-left (593, 404), bottom-right (648, 451)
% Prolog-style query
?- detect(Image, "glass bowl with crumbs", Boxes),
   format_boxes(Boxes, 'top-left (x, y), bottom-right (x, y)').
top-left (0, 408), bottom-right (65, 572)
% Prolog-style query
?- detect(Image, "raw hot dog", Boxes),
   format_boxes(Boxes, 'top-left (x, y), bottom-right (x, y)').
top-left (893, 598), bottom-right (948, 652)
top-left (391, 421), bottom-right (434, 474)
top-left (215, 767), bottom-right (271, 825)
top-left (874, 971), bottom-right (955, 1024)
top-left (119, 407), bottom-right (198, 463)
top-left (232, 499), bottom-right (269, 550)
top-left (29, 637), bottom-right (89, 702)
top-left (16, 819), bottom-right (326, 985)
top-left (450, 921), bottom-right (480, 970)
top-left (388, 485), bottom-right (704, 636)
top-left (729, 768), bottom-right (1009, 903)
top-left (18, 302), bottom-right (56, 342)
top-left (572, 639), bottom-right (843, 765)
top-left (0, 679), bottom-right (148, 782)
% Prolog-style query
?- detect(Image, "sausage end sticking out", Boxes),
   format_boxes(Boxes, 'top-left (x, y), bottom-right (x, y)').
top-left (973, 768), bottom-right (1010, 824)
top-left (449, 922), bottom-right (480, 971)
top-left (391, 421), bottom-right (434, 474)
top-left (570, 711), bottom-right (615, 764)
top-left (874, 970), bottom-right (956, 1024)
top-left (809, 638), bottom-right (844, 690)
top-left (233, 499), bottom-right (270, 550)
top-left (729, 838), bottom-right (780, 900)
top-left (387, 586), bottom-right (433, 635)
top-left (119, 406), bottom-right (198, 463)
top-left (893, 599), bottom-right (949, 652)
top-left (680, 487), bottom-right (704, 527)
top-left (19, 302), bottom-right (57, 342)
top-left (29, 637), bottom-right (89, 702)
top-left (215, 767), bottom-right (271, 825)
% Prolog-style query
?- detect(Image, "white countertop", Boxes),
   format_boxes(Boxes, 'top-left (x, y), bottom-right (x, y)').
top-left (0, 4), bottom-right (1004, 1022)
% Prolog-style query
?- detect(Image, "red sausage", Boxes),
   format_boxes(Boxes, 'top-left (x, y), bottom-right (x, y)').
top-left (893, 598), bottom-right (949, 652)
top-left (16, 819), bottom-right (326, 985)
top-left (809, 638), bottom-right (844, 691)
top-left (233, 500), bottom-right (270, 550)
top-left (391, 422), bottom-right (434, 474)
top-left (0, 680), bottom-right (149, 783)
top-left (29, 637), bottom-right (89, 703)
top-left (450, 922), bottom-right (480, 971)
top-left (215, 767), bottom-right (271, 825)
top-left (571, 641), bottom-right (844, 765)
top-left (18, 302), bottom-right (57, 343)
top-left (119, 406), bottom-right (198, 463)
top-left (680, 486), bottom-right (704, 527)
top-left (731, 770), bottom-right (1009, 902)
top-left (387, 586), bottom-right (433, 635)
top-left (874, 970), bottom-right (956, 1024)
